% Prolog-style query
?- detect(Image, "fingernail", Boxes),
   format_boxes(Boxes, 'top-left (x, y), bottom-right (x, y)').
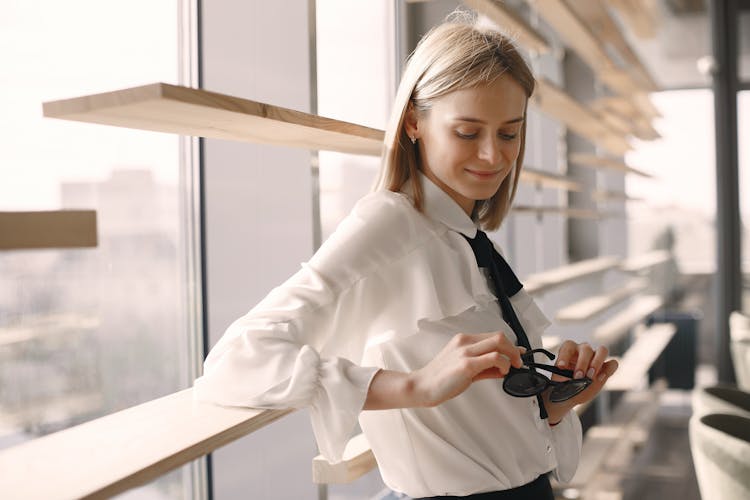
top-left (587, 368), bottom-right (595, 379)
top-left (557, 360), bottom-right (566, 368)
top-left (574, 370), bottom-right (584, 379)
top-left (598, 373), bottom-right (607, 382)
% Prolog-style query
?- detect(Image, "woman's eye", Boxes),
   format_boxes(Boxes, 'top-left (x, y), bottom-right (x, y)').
top-left (499, 132), bottom-right (518, 140)
top-left (456, 131), bottom-right (478, 139)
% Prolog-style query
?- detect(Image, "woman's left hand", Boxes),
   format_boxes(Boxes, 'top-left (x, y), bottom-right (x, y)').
top-left (542, 340), bottom-right (619, 425)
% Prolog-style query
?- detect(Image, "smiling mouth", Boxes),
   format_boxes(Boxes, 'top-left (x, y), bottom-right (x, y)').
top-left (465, 169), bottom-right (502, 179)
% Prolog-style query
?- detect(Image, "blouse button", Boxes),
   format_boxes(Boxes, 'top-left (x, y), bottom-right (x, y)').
top-left (546, 444), bottom-right (552, 453)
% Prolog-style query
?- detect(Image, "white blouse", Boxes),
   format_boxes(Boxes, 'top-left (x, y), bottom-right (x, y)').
top-left (193, 172), bottom-right (582, 498)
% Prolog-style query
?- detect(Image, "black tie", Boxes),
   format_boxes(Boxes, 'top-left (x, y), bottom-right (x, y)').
top-left (463, 230), bottom-right (548, 419)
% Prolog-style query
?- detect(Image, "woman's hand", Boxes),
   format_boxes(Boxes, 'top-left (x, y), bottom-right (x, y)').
top-left (409, 332), bottom-right (526, 407)
top-left (543, 340), bottom-right (619, 424)
top-left (364, 331), bottom-right (525, 410)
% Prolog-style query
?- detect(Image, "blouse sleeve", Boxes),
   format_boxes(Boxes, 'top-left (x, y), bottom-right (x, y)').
top-left (192, 191), bottom-right (411, 463)
top-left (549, 410), bottom-right (583, 483)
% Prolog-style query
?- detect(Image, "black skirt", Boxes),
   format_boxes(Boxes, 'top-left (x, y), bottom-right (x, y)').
top-left (414, 473), bottom-right (554, 500)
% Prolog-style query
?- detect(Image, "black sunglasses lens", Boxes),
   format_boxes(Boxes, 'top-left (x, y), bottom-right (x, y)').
top-left (504, 372), bottom-right (547, 397)
top-left (549, 379), bottom-right (591, 402)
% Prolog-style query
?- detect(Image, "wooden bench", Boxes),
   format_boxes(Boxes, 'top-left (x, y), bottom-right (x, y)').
top-left (524, 256), bottom-right (621, 295)
top-left (555, 280), bottom-right (646, 323)
top-left (592, 295), bottom-right (664, 346)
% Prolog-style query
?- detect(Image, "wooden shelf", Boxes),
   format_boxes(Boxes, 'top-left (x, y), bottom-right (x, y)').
top-left (462, 0), bottom-right (551, 54)
top-left (555, 280), bottom-right (647, 322)
top-left (620, 250), bottom-right (672, 273)
top-left (569, 153), bottom-right (653, 178)
top-left (532, 78), bottom-right (630, 155)
top-left (513, 205), bottom-right (601, 219)
top-left (524, 256), bottom-right (621, 295)
top-left (0, 211), bottom-right (97, 250)
top-left (0, 389), bottom-right (292, 499)
top-left (528, 0), bottom-right (657, 96)
top-left (591, 189), bottom-right (641, 202)
top-left (43, 83), bottom-right (384, 156)
top-left (313, 433), bottom-right (376, 484)
top-left (607, 0), bottom-right (660, 39)
top-left (519, 167), bottom-right (582, 191)
top-left (592, 295), bottom-right (664, 345)
top-left (605, 323), bottom-right (676, 391)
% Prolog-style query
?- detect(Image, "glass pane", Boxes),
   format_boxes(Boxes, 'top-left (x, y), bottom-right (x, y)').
top-left (740, 91), bottom-right (750, 311)
top-left (0, 1), bottom-right (197, 498)
top-left (739, 10), bottom-right (750, 83)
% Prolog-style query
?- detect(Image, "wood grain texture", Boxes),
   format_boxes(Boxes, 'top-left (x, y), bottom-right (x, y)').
top-left (0, 211), bottom-right (97, 250)
top-left (0, 389), bottom-right (292, 499)
top-left (43, 83), bottom-right (384, 156)
top-left (524, 256), bottom-right (621, 295)
top-left (461, 0), bottom-right (551, 54)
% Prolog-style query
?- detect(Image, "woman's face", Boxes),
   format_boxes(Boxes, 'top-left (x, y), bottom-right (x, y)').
top-left (408, 74), bottom-right (527, 216)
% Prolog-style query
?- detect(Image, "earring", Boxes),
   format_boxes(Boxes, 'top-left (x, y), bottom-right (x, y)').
top-left (410, 136), bottom-right (417, 145)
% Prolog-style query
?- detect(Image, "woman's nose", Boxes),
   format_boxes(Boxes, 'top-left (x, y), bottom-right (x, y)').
top-left (477, 137), bottom-right (502, 165)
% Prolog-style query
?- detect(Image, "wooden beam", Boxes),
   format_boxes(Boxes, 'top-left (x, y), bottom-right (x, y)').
top-left (568, 153), bottom-right (654, 178)
top-left (605, 323), bottom-right (676, 390)
top-left (606, 0), bottom-right (660, 39)
top-left (591, 189), bottom-right (641, 202)
top-left (312, 433), bottom-right (376, 484)
top-left (532, 78), bottom-right (631, 155)
top-left (462, 0), bottom-right (551, 54)
top-left (0, 389), bottom-right (292, 499)
top-left (593, 295), bottom-right (664, 345)
top-left (43, 83), bottom-right (384, 156)
top-left (0, 211), bottom-right (97, 250)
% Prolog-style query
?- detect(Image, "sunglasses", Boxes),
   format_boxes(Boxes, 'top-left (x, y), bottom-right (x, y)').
top-left (503, 348), bottom-right (593, 402)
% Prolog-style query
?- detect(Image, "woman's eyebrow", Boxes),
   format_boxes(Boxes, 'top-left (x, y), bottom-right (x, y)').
top-left (452, 116), bottom-right (525, 124)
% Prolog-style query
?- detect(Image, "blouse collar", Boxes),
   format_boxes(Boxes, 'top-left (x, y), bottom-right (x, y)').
top-left (402, 171), bottom-right (479, 239)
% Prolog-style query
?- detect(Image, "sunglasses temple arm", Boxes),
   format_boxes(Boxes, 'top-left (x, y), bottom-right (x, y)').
top-left (526, 362), bottom-right (576, 378)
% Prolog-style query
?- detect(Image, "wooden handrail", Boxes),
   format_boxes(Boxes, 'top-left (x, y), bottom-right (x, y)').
top-left (0, 211), bottom-right (97, 250)
top-left (555, 280), bottom-right (647, 323)
top-left (461, 0), bottom-right (551, 54)
top-left (0, 389), bottom-right (291, 499)
top-left (524, 256), bottom-right (621, 295)
top-left (43, 83), bottom-right (384, 156)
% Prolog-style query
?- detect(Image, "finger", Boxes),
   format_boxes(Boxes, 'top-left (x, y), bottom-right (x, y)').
top-left (573, 343), bottom-right (594, 380)
top-left (597, 359), bottom-right (619, 383)
top-left (464, 334), bottom-right (523, 368)
top-left (585, 345), bottom-right (609, 380)
top-left (555, 340), bottom-right (579, 370)
top-left (466, 351), bottom-right (512, 378)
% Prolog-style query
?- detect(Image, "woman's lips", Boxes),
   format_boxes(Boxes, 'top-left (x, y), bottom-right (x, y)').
top-left (465, 168), bottom-right (502, 180)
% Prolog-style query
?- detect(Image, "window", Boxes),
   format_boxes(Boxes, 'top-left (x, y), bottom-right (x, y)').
top-left (0, 1), bottom-right (199, 498)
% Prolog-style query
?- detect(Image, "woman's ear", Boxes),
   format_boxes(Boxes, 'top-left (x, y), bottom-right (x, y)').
top-left (403, 103), bottom-right (419, 141)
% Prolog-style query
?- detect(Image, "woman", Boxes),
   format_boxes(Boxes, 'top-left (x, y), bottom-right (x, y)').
top-left (194, 17), bottom-right (618, 499)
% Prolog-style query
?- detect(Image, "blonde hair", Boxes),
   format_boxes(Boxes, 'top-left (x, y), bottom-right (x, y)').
top-left (374, 16), bottom-right (535, 231)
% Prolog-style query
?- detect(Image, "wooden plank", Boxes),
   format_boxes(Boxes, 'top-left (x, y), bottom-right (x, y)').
top-left (524, 256), bottom-right (621, 295)
top-left (555, 280), bottom-right (647, 323)
top-left (312, 433), bottom-right (376, 484)
top-left (568, 153), bottom-right (654, 178)
top-left (0, 389), bottom-right (292, 499)
top-left (532, 79), bottom-right (630, 155)
top-left (620, 250), bottom-right (671, 273)
top-left (43, 83), bottom-right (384, 156)
top-left (606, 0), bottom-right (659, 39)
top-left (592, 295), bottom-right (664, 345)
top-left (512, 206), bottom-right (601, 219)
top-left (0, 211), bottom-right (97, 250)
top-left (520, 167), bottom-right (582, 191)
top-left (591, 189), bottom-right (641, 202)
top-left (605, 323), bottom-right (676, 390)
top-left (462, 0), bottom-right (551, 54)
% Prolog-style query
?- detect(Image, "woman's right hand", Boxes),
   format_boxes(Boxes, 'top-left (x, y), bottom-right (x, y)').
top-left (409, 332), bottom-right (525, 407)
